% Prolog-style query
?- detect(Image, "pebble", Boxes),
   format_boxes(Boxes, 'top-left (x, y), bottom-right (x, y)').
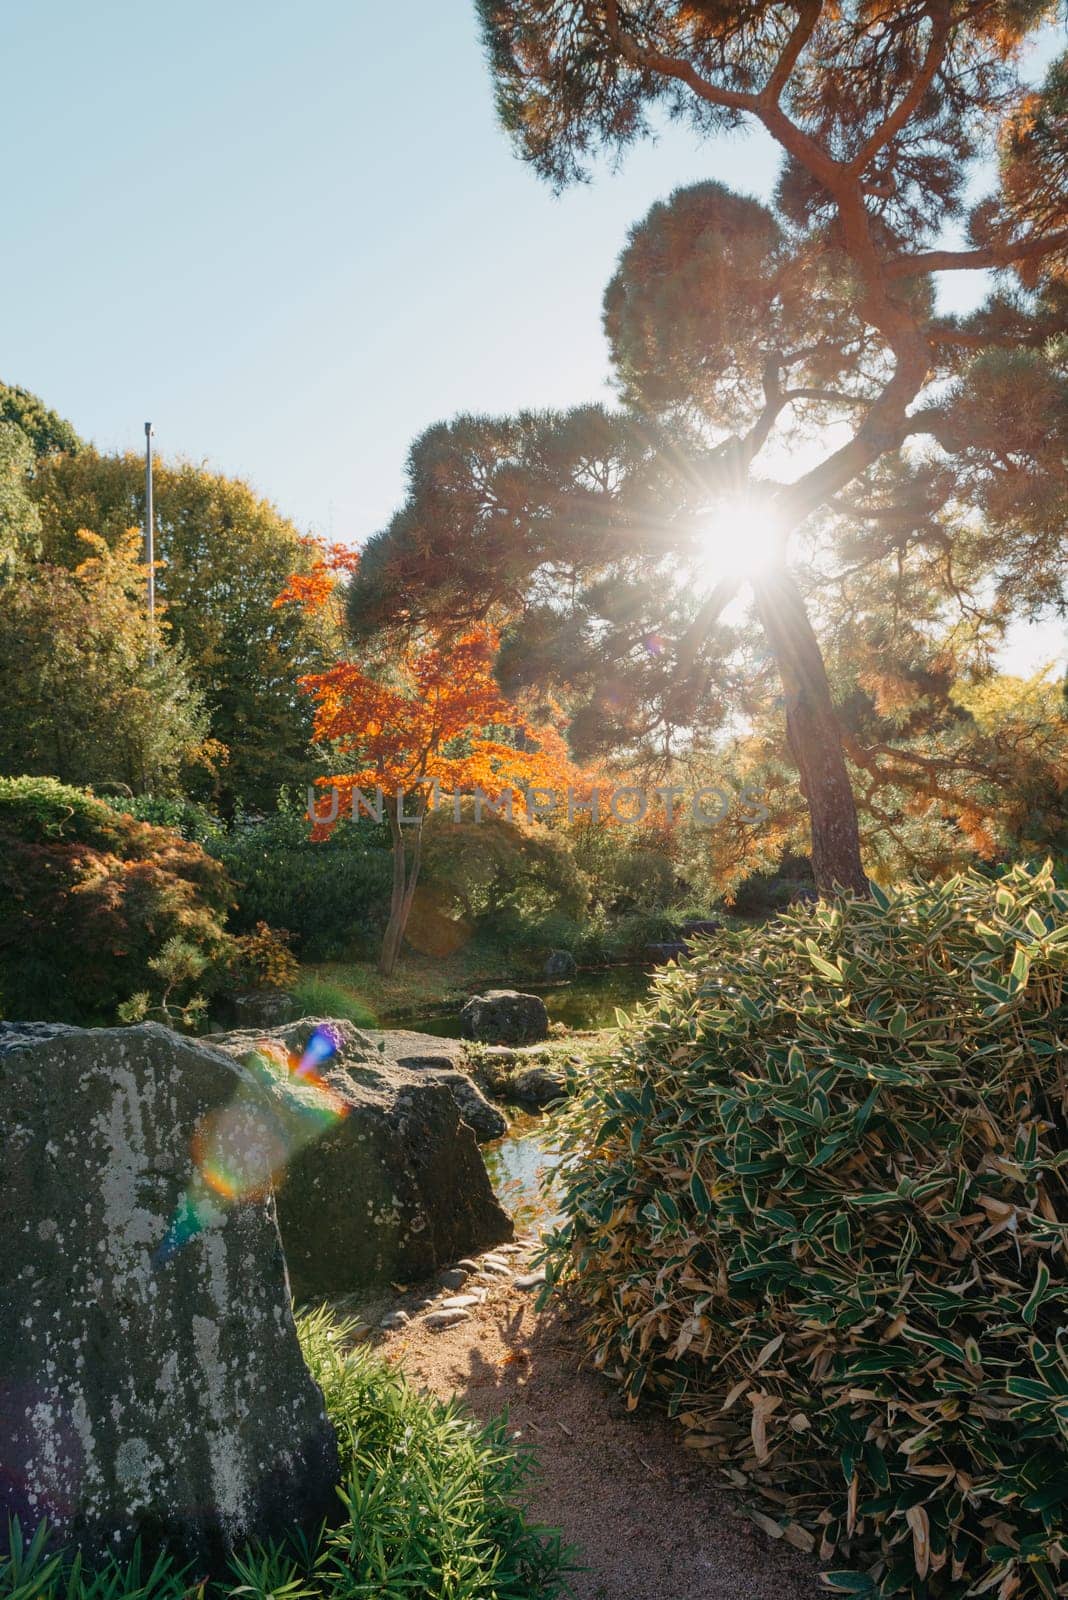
top-left (481, 1253), bottom-right (510, 1269)
top-left (439, 1268), bottom-right (469, 1291)
top-left (456, 1258), bottom-right (482, 1272)
top-left (439, 1294), bottom-right (480, 1310)
top-left (424, 1309), bottom-right (471, 1330)
top-left (515, 1272), bottom-right (546, 1291)
top-left (346, 1322), bottom-right (374, 1343)
top-left (379, 1310), bottom-right (410, 1330)
top-left (480, 1261), bottom-right (513, 1278)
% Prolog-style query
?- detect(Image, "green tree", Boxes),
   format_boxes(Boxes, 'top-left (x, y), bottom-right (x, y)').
top-left (0, 421), bottom-right (42, 575)
top-left (0, 530), bottom-right (210, 795)
top-left (347, 4), bottom-right (1068, 894)
top-left (30, 450), bottom-right (337, 811)
top-left (0, 380), bottom-right (84, 459)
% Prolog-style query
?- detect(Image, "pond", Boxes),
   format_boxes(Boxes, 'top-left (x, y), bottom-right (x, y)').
top-left (483, 1108), bottom-right (565, 1234)
top-left (395, 964), bottom-right (652, 1038)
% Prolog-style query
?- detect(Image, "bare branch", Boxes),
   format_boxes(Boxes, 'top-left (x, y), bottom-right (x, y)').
top-left (846, 0), bottom-right (952, 175)
top-left (888, 228), bottom-right (1068, 278)
top-left (602, 1), bottom-right (757, 115)
top-left (776, 344), bottom-right (932, 526)
top-left (783, 387), bottom-right (869, 406)
top-left (761, 2), bottom-right (824, 107)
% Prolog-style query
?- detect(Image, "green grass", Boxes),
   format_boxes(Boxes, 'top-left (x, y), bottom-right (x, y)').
top-left (297, 945), bottom-right (513, 1029)
top-left (291, 974), bottom-right (378, 1028)
top-left (1, 1307), bottom-right (573, 1600)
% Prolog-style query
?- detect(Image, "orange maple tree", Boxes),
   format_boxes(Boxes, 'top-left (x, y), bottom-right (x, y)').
top-left (277, 545), bottom-right (577, 973)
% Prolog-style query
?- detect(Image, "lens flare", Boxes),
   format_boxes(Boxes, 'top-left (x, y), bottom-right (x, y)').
top-left (154, 1026), bottom-right (348, 1266)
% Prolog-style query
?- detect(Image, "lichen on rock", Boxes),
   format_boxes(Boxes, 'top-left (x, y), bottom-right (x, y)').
top-left (0, 1021), bottom-right (339, 1568)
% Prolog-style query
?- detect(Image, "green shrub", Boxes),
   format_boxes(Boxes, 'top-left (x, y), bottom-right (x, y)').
top-left (0, 776), bottom-right (233, 1024)
top-left (119, 793), bottom-right (224, 845)
top-left (420, 813), bottom-right (590, 940)
top-left (602, 909), bottom-right (680, 959)
top-left (727, 853), bottom-right (815, 919)
top-left (0, 1308), bottom-right (571, 1599)
top-left (543, 863), bottom-right (1068, 1598)
top-left (211, 810), bottom-right (392, 962)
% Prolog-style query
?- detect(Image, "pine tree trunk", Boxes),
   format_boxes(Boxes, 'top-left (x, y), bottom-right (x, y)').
top-left (752, 569), bottom-right (869, 898)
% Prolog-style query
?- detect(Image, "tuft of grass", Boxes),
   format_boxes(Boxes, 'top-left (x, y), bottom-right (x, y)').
top-left (291, 975), bottom-right (377, 1029)
top-left (1, 1308), bottom-right (573, 1599)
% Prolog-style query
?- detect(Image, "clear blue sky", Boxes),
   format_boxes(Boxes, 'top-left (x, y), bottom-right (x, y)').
top-left (4, 1), bottom-right (1063, 670)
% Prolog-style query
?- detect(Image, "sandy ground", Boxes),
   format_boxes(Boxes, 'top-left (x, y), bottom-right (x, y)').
top-left (336, 1242), bottom-right (822, 1600)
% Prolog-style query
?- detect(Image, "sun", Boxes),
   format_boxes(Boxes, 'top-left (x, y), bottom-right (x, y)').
top-left (693, 491), bottom-right (786, 583)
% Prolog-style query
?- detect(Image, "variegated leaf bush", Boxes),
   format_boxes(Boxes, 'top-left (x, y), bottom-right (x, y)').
top-left (542, 863), bottom-right (1068, 1599)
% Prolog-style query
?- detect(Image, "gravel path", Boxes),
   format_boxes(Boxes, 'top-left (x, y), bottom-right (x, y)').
top-left (337, 1242), bottom-right (822, 1600)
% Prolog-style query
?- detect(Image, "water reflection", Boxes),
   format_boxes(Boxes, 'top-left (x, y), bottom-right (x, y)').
top-left (483, 1109), bottom-right (564, 1234)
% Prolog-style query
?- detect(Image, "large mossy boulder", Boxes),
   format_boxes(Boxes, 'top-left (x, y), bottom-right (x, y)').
top-left (460, 989), bottom-right (550, 1046)
top-left (0, 1022), bottom-right (338, 1568)
top-left (205, 1019), bottom-right (513, 1299)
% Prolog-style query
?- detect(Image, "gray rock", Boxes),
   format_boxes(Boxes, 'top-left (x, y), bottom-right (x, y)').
top-left (645, 941), bottom-right (689, 966)
top-left (460, 991), bottom-right (550, 1047)
top-left (515, 1272), bottom-right (547, 1291)
top-left (424, 1309), bottom-right (471, 1330)
top-left (215, 989), bottom-right (296, 1030)
top-left (423, 1071), bottom-right (506, 1142)
top-left (439, 1295), bottom-right (480, 1310)
top-left (510, 1063), bottom-right (568, 1108)
top-left (380, 1310), bottom-right (411, 1330)
top-left (204, 1019), bottom-right (513, 1300)
top-left (361, 1030), bottom-right (470, 1073)
top-left (439, 1267), bottom-right (470, 1291)
top-left (0, 1022), bottom-right (338, 1568)
top-left (479, 1261), bottom-right (513, 1279)
top-left (330, 1029), bottom-right (506, 1143)
top-left (544, 949), bottom-right (577, 979)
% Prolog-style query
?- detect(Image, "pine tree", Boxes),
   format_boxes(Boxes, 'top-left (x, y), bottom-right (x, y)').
top-left (346, 3), bottom-right (1068, 894)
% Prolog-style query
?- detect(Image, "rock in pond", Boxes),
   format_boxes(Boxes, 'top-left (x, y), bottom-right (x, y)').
top-left (511, 1063), bottom-right (569, 1108)
top-left (0, 1021), bottom-right (338, 1569)
top-left (645, 941), bottom-right (689, 966)
top-left (460, 990), bottom-right (550, 1046)
top-left (544, 949), bottom-right (577, 979)
top-left (205, 1018), bottom-right (513, 1301)
top-left (475, 1045), bottom-right (570, 1107)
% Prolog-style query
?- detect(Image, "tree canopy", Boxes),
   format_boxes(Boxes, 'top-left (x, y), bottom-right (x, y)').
top-left (284, 543), bottom-right (578, 972)
top-left (0, 531), bottom-right (211, 796)
top-left (343, 1), bottom-right (1068, 893)
top-left (0, 380), bottom-right (84, 459)
top-left (29, 450), bottom-right (338, 812)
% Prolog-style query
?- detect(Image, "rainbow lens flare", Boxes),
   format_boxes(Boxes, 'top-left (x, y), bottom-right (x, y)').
top-left (154, 1026), bottom-right (348, 1265)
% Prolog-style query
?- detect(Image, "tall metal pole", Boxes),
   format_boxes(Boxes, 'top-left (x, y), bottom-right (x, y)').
top-left (144, 422), bottom-right (155, 666)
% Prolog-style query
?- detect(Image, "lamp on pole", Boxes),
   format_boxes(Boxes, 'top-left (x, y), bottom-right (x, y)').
top-left (144, 422), bottom-right (155, 666)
